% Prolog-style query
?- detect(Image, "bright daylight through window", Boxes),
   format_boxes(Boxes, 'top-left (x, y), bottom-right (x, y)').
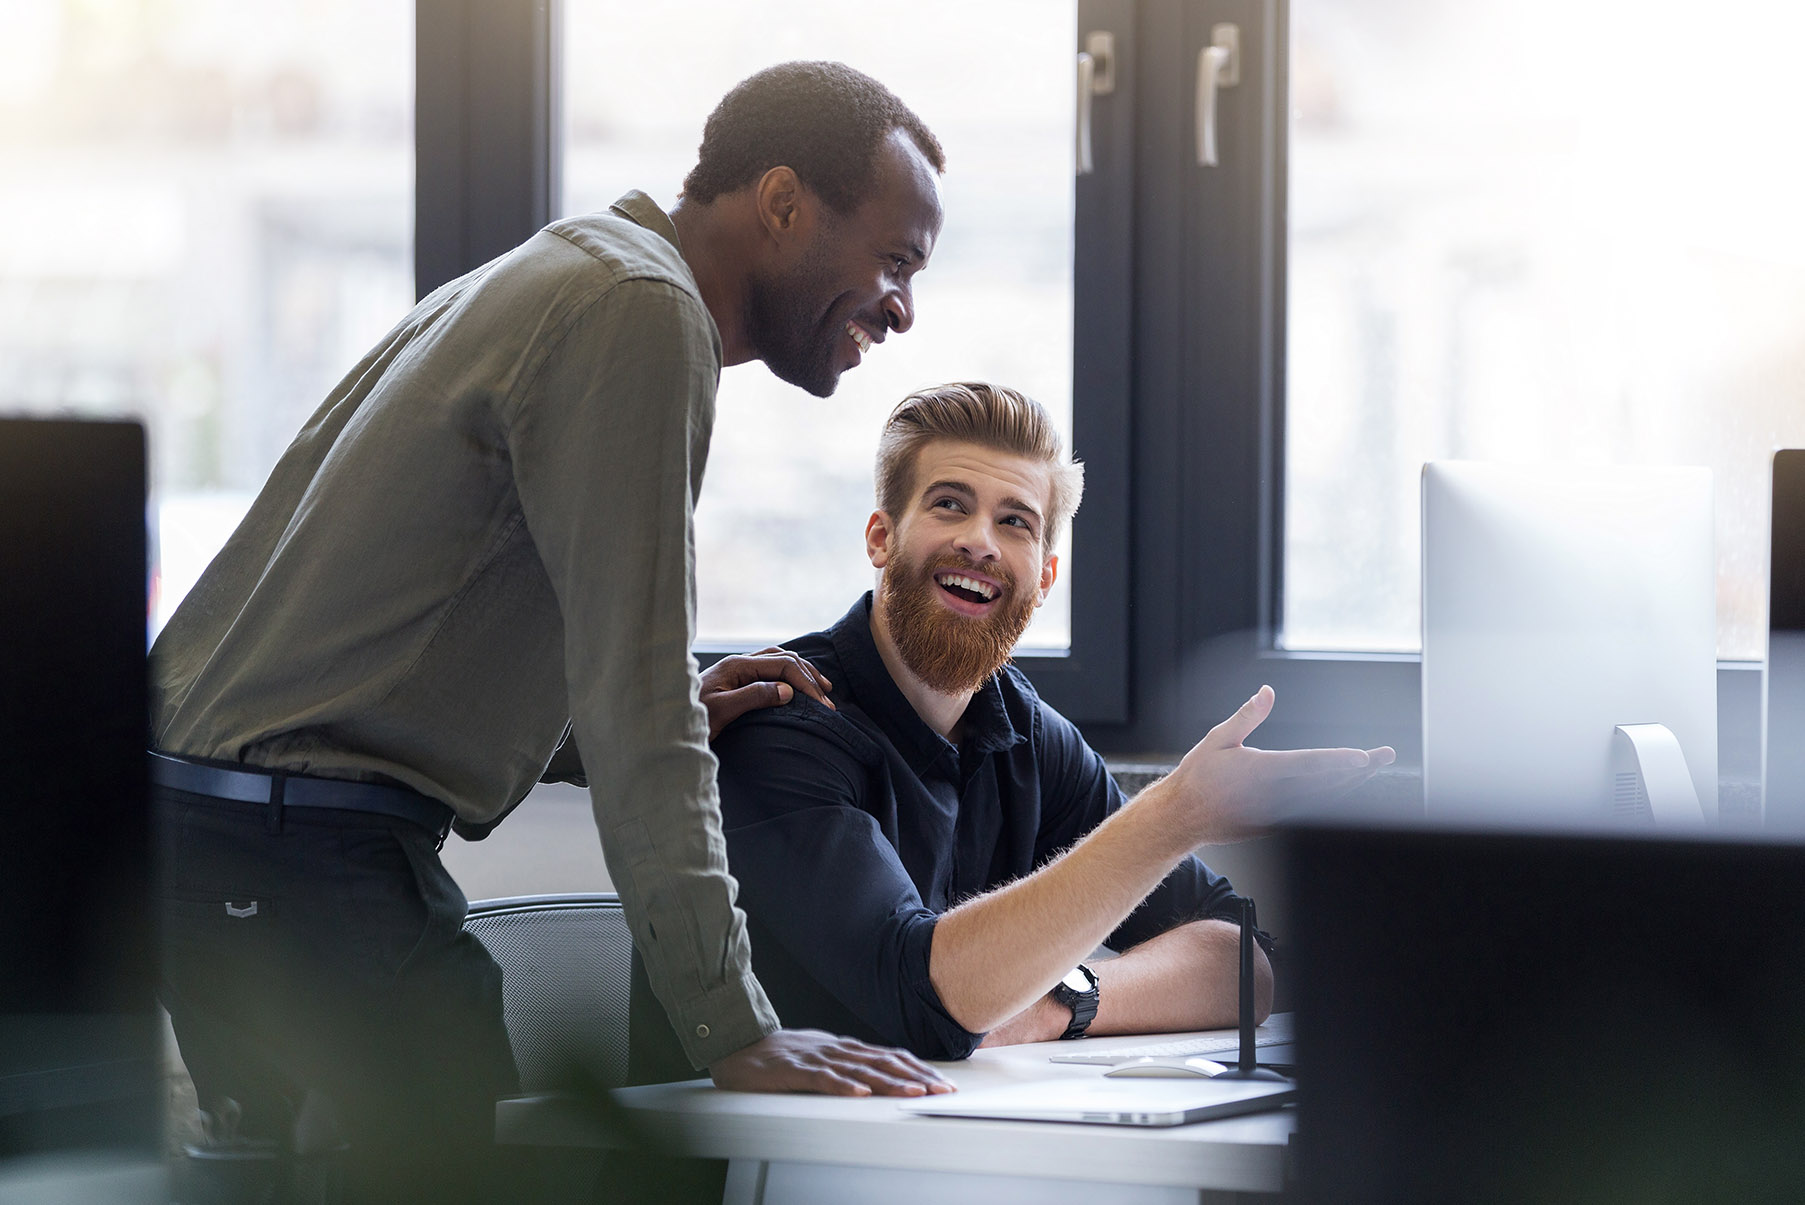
top-left (1283, 0), bottom-right (1805, 659)
top-left (0, 0), bottom-right (415, 636)
top-left (562, 0), bottom-right (1078, 649)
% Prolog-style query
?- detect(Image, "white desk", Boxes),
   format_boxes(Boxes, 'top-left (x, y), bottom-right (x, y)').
top-left (497, 1028), bottom-right (1294, 1204)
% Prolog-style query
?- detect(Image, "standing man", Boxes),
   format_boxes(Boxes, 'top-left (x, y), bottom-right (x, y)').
top-left (152, 62), bottom-right (950, 1198)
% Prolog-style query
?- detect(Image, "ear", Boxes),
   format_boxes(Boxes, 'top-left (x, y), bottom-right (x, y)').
top-left (865, 511), bottom-right (895, 569)
top-left (1035, 552), bottom-right (1058, 607)
top-left (753, 166), bottom-right (815, 247)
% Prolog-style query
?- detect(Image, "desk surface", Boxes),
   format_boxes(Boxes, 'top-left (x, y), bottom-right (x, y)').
top-left (498, 1026), bottom-right (1295, 1195)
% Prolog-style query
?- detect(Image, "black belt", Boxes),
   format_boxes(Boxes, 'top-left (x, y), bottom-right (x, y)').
top-left (150, 752), bottom-right (455, 841)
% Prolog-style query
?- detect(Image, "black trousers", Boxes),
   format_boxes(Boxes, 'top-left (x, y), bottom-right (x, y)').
top-left (156, 785), bottom-right (519, 1202)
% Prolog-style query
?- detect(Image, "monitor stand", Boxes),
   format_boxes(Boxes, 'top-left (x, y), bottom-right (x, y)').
top-left (1612, 724), bottom-right (1706, 826)
top-left (1213, 897), bottom-right (1289, 1082)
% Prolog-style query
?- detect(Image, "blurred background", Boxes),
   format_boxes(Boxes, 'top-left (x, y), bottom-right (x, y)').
top-left (0, 0), bottom-right (1078, 655)
top-left (1282, 0), bottom-right (1805, 658)
top-left (2, 0), bottom-right (1803, 881)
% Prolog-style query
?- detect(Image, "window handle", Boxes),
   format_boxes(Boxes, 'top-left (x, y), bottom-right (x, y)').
top-left (1196, 23), bottom-right (1241, 167)
top-left (1076, 31), bottom-right (1115, 177)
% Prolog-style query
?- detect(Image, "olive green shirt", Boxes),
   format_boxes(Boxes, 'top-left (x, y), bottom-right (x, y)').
top-left (151, 191), bottom-right (779, 1068)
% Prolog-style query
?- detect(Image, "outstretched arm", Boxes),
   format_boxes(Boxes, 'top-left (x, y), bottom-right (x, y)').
top-left (929, 686), bottom-right (1386, 1034)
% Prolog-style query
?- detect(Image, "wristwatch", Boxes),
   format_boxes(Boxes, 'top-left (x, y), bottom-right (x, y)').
top-left (1050, 964), bottom-right (1100, 1040)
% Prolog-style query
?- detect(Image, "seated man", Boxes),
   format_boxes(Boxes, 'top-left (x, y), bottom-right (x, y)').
top-left (702, 382), bottom-right (1394, 1059)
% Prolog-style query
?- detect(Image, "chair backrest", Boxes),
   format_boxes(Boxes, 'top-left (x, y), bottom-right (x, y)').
top-left (463, 894), bottom-right (633, 1093)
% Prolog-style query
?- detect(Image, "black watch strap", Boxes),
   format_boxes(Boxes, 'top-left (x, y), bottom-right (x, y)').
top-left (1050, 964), bottom-right (1100, 1040)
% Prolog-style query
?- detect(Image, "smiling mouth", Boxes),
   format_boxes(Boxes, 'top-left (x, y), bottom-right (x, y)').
top-left (845, 321), bottom-right (874, 354)
top-left (935, 571), bottom-right (998, 606)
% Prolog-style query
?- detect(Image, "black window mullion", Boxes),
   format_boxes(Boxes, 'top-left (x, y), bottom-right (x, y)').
top-left (1068, 0), bottom-right (1278, 754)
top-left (1015, 0), bottom-right (1139, 727)
top-left (415, 0), bottom-right (560, 300)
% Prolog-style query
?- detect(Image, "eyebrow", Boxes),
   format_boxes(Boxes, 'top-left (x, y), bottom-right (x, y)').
top-left (922, 480), bottom-right (1044, 524)
top-left (889, 240), bottom-right (928, 264)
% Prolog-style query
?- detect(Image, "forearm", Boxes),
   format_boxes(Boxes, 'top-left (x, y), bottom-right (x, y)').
top-left (979, 919), bottom-right (1273, 1047)
top-left (955, 681), bottom-right (1383, 1044)
top-left (928, 779), bottom-right (1196, 1033)
top-left (1091, 919), bottom-right (1271, 1035)
top-left (516, 280), bottom-right (776, 1067)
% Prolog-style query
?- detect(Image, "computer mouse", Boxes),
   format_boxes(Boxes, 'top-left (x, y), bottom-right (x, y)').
top-left (1102, 1056), bottom-right (1229, 1079)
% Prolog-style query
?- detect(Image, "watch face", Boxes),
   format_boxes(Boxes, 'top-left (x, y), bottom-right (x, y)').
top-left (1061, 967), bottom-right (1091, 993)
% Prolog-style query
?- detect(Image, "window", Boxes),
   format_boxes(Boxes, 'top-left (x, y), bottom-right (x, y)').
top-left (560, 0), bottom-right (1081, 651)
top-left (1282, 0), bottom-right (1805, 660)
top-left (1097, 0), bottom-right (1798, 764)
top-left (0, 0), bottom-right (415, 634)
top-left (414, 1), bottom-right (1130, 720)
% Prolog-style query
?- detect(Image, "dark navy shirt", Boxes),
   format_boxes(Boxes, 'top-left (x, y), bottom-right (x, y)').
top-left (710, 594), bottom-right (1251, 1061)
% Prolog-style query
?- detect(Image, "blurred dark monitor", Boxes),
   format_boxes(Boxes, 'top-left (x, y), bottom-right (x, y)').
top-left (0, 418), bottom-right (157, 1161)
top-left (1285, 823), bottom-right (1805, 1204)
top-left (1768, 449), bottom-right (1805, 830)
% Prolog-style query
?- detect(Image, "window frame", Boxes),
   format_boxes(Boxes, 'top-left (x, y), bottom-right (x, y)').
top-left (414, 0), bottom-right (561, 299)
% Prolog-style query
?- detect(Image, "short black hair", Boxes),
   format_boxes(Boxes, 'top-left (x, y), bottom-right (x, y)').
top-left (682, 61), bottom-right (945, 214)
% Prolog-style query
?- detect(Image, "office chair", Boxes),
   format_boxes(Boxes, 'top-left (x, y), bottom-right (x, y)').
top-left (463, 895), bottom-right (758, 1204)
top-left (463, 893), bottom-right (654, 1203)
top-left (463, 893), bottom-right (635, 1093)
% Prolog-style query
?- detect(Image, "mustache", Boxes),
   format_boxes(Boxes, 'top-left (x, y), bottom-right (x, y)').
top-left (921, 555), bottom-right (1016, 595)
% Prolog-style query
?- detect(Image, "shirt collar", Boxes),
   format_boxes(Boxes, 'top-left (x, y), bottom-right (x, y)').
top-left (826, 593), bottom-right (1026, 772)
top-left (608, 190), bottom-right (683, 255)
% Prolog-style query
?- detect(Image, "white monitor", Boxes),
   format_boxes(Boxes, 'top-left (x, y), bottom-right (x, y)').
top-left (1767, 449), bottom-right (1805, 831)
top-left (1421, 461), bottom-right (1718, 828)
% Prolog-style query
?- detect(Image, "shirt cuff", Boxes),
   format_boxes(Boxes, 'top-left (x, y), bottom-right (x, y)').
top-left (665, 967), bottom-right (782, 1070)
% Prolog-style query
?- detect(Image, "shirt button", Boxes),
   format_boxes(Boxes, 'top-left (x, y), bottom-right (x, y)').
top-left (695, 1024), bottom-right (710, 1039)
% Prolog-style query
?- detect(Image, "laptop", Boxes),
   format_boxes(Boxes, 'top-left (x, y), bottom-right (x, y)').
top-left (897, 1075), bottom-right (1294, 1127)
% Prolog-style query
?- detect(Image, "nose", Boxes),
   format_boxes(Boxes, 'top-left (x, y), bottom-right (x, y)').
top-left (952, 514), bottom-right (999, 563)
top-left (882, 280), bottom-right (914, 336)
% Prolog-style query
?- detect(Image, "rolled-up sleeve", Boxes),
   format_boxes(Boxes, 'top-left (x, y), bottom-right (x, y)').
top-left (1108, 854), bottom-right (1246, 952)
top-left (714, 715), bottom-right (982, 1061)
top-left (509, 275), bottom-right (778, 1069)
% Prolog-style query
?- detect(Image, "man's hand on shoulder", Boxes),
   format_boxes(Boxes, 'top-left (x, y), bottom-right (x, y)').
top-left (698, 647), bottom-right (835, 740)
top-left (709, 1029), bottom-right (954, 1097)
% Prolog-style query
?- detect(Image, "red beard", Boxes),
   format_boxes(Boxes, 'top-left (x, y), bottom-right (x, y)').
top-left (879, 546), bottom-right (1039, 695)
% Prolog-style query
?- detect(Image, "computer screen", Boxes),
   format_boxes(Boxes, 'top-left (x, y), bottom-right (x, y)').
top-left (1421, 461), bottom-right (1718, 827)
top-left (1285, 822), bottom-right (1805, 1204)
top-left (1767, 449), bottom-right (1805, 831)
top-left (0, 418), bottom-right (157, 1162)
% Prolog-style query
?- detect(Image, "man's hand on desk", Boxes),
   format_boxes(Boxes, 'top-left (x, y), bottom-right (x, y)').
top-left (1156, 685), bottom-right (1396, 846)
top-left (699, 647), bottom-right (835, 740)
top-left (710, 1029), bottom-right (955, 1097)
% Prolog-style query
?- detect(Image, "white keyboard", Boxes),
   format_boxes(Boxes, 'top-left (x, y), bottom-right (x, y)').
top-left (1048, 1013), bottom-right (1294, 1065)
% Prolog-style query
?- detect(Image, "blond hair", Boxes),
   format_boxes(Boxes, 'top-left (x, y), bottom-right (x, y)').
top-left (874, 382), bottom-right (1084, 551)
